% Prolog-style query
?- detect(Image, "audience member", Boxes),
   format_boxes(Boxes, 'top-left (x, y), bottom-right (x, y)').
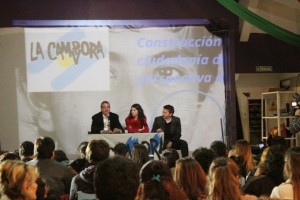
top-left (174, 157), bottom-right (207, 200)
top-left (151, 104), bottom-right (189, 157)
top-left (19, 141), bottom-right (34, 162)
top-left (54, 150), bottom-right (69, 166)
top-left (69, 139), bottom-right (110, 200)
top-left (161, 148), bottom-right (179, 178)
top-left (270, 146), bottom-right (300, 199)
top-left (94, 156), bottom-right (139, 200)
top-left (0, 160), bottom-right (39, 200)
top-left (229, 139), bottom-right (255, 184)
top-left (207, 157), bottom-right (256, 200)
top-left (112, 142), bottom-right (129, 157)
top-left (131, 144), bottom-right (149, 171)
top-left (242, 145), bottom-right (286, 197)
top-left (91, 101), bottom-right (124, 133)
top-left (135, 160), bottom-right (187, 200)
top-left (192, 147), bottom-right (216, 174)
top-left (248, 147), bottom-right (270, 178)
top-left (210, 140), bottom-right (227, 157)
top-left (27, 136), bottom-right (73, 198)
top-left (68, 141), bottom-right (89, 174)
top-left (0, 152), bottom-right (20, 163)
top-left (125, 103), bottom-right (149, 133)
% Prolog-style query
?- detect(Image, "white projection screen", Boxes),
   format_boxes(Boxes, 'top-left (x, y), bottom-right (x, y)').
top-left (0, 20), bottom-right (225, 157)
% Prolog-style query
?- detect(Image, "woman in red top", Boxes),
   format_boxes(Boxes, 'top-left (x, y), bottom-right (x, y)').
top-left (125, 104), bottom-right (149, 133)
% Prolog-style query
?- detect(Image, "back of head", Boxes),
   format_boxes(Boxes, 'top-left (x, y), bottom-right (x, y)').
top-left (19, 141), bottom-right (34, 157)
top-left (210, 140), bottom-right (227, 157)
top-left (284, 147), bottom-right (300, 200)
top-left (264, 144), bottom-right (286, 184)
top-left (208, 157), bottom-right (241, 200)
top-left (161, 149), bottom-right (179, 168)
top-left (35, 137), bottom-right (55, 159)
top-left (192, 147), bottom-right (215, 174)
top-left (54, 150), bottom-right (68, 162)
top-left (132, 144), bottom-right (149, 170)
top-left (112, 143), bottom-right (129, 157)
top-left (174, 157), bottom-right (207, 200)
top-left (86, 139), bottom-right (110, 163)
top-left (137, 160), bottom-right (187, 200)
top-left (94, 156), bottom-right (139, 200)
top-left (0, 160), bottom-right (39, 199)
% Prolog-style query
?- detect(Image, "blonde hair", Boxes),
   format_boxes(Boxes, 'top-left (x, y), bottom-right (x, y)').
top-left (208, 157), bottom-right (241, 200)
top-left (0, 160), bottom-right (39, 199)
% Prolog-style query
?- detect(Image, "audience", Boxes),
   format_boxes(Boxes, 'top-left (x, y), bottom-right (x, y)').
top-left (161, 148), bottom-right (179, 178)
top-left (27, 136), bottom-right (73, 198)
top-left (174, 157), bottom-right (207, 200)
top-left (135, 160), bottom-right (187, 200)
top-left (207, 157), bottom-right (256, 200)
top-left (19, 141), bottom-right (34, 162)
top-left (69, 139), bottom-right (110, 200)
top-left (210, 140), bottom-right (227, 157)
top-left (270, 146), bottom-right (300, 199)
top-left (94, 156), bottom-right (139, 200)
top-left (0, 160), bottom-right (39, 200)
top-left (112, 142), bottom-right (129, 157)
top-left (192, 147), bottom-right (215, 174)
top-left (68, 141), bottom-right (89, 174)
top-left (131, 144), bottom-right (149, 171)
top-left (242, 145), bottom-right (286, 197)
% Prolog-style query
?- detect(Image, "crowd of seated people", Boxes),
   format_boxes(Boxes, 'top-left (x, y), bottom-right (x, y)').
top-left (0, 135), bottom-right (299, 200)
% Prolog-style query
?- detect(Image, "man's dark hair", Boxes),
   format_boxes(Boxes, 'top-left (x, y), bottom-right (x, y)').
top-left (112, 143), bottom-right (129, 157)
top-left (163, 105), bottom-right (174, 114)
top-left (101, 101), bottom-right (110, 108)
top-left (19, 141), bottom-right (34, 157)
top-left (210, 140), bottom-right (227, 157)
top-left (192, 147), bottom-right (216, 174)
top-left (86, 139), bottom-right (110, 163)
top-left (94, 156), bottom-right (139, 200)
top-left (35, 137), bottom-right (55, 159)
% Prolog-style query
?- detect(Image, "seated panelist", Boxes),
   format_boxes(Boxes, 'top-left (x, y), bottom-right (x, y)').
top-left (125, 103), bottom-right (149, 133)
top-left (91, 101), bottom-right (124, 134)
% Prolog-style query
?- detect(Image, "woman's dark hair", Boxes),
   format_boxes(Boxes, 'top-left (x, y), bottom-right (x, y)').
top-left (161, 149), bottom-right (179, 168)
top-left (94, 156), bottom-right (139, 200)
top-left (131, 144), bottom-right (149, 171)
top-left (77, 141), bottom-right (88, 159)
top-left (264, 144), bottom-right (286, 185)
top-left (54, 150), bottom-right (68, 162)
top-left (127, 103), bottom-right (147, 126)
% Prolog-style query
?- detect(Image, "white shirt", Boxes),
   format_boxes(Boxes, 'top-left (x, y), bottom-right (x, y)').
top-left (270, 179), bottom-right (293, 200)
top-left (103, 114), bottom-right (110, 131)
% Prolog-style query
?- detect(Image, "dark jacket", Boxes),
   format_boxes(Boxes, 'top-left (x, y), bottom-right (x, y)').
top-left (27, 159), bottom-right (73, 197)
top-left (151, 116), bottom-right (181, 148)
top-left (69, 165), bottom-right (95, 200)
top-left (91, 112), bottom-right (124, 133)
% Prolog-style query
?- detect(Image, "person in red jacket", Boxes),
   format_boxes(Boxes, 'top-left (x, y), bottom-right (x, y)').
top-left (125, 104), bottom-right (149, 133)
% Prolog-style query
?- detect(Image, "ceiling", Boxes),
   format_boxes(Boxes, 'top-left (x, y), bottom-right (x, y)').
top-left (238, 0), bottom-right (300, 41)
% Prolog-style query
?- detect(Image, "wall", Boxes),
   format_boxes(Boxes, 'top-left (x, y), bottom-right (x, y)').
top-left (236, 73), bottom-right (299, 143)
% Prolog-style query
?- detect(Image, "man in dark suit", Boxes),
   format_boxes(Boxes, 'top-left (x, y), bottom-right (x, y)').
top-left (91, 101), bottom-right (124, 134)
top-left (151, 105), bottom-right (188, 157)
